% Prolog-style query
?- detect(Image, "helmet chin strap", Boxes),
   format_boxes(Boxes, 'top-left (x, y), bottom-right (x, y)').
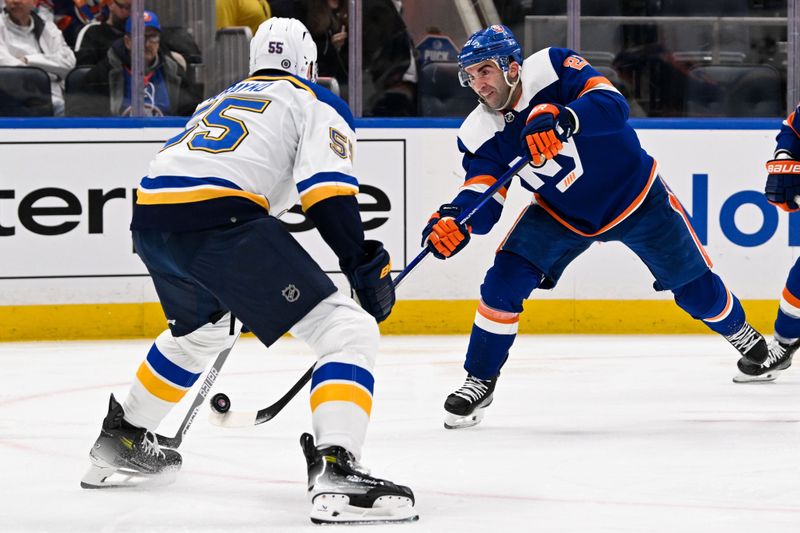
top-left (481, 66), bottom-right (521, 111)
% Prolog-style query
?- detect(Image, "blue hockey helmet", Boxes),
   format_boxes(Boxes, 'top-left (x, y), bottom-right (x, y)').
top-left (457, 25), bottom-right (523, 87)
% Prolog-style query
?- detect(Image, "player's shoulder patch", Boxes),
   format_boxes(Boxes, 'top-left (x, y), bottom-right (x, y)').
top-left (562, 54), bottom-right (589, 70)
top-left (544, 47), bottom-right (577, 65)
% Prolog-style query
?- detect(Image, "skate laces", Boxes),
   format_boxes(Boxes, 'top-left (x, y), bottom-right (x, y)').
top-left (763, 339), bottom-right (789, 368)
top-left (318, 446), bottom-right (371, 476)
top-left (339, 449), bottom-right (371, 476)
top-left (141, 431), bottom-right (166, 459)
top-left (726, 323), bottom-right (761, 354)
top-left (454, 376), bottom-right (491, 402)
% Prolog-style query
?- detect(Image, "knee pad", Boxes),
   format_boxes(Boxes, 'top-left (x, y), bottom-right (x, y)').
top-left (157, 312), bottom-right (241, 372)
top-left (290, 291), bottom-right (379, 371)
top-left (480, 251), bottom-right (543, 313)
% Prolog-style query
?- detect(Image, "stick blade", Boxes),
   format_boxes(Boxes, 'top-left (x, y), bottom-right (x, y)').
top-left (208, 410), bottom-right (258, 428)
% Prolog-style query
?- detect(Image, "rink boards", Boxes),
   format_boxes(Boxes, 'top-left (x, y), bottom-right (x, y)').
top-left (1, 118), bottom-right (797, 339)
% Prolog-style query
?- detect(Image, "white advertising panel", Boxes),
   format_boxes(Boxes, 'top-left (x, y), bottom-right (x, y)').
top-left (1, 124), bottom-right (797, 305)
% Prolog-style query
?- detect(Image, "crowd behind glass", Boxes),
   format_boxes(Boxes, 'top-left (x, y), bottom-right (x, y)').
top-left (0, 0), bottom-right (790, 118)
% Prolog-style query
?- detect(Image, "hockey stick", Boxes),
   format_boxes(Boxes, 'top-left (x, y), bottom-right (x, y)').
top-left (208, 156), bottom-right (530, 428)
top-left (155, 331), bottom-right (240, 448)
top-left (392, 155), bottom-right (530, 287)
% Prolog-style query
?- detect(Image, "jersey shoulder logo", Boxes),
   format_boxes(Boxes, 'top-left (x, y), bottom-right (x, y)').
top-left (563, 55), bottom-right (588, 70)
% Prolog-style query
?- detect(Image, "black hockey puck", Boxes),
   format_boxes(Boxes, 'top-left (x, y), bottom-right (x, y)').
top-left (210, 392), bottom-right (231, 414)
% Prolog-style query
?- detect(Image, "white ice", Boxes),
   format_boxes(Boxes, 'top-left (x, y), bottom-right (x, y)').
top-left (1, 335), bottom-right (798, 533)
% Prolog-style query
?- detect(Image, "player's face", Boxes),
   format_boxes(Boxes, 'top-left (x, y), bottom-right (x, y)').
top-left (464, 60), bottom-right (510, 109)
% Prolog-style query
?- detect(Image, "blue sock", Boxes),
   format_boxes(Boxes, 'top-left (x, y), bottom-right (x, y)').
top-left (464, 252), bottom-right (542, 379)
top-left (672, 270), bottom-right (745, 336)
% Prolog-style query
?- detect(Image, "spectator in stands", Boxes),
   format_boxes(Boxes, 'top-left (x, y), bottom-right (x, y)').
top-left (305, 0), bottom-right (347, 88)
top-left (73, 0), bottom-right (128, 66)
top-left (363, 0), bottom-right (416, 116)
top-left (80, 10), bottom-right (198, 116)
top-left (0, 0), bottom-right (75, 115)
top-left (216, 0), bottom-right (271, 36)
top-left (37, 0), bottom-right (109, 48)
top-left (269, 0), bottom-right (304, 20)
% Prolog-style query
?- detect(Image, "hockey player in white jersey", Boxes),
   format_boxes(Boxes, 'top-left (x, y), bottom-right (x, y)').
top-left (81, 18), bottom-right (417, 524)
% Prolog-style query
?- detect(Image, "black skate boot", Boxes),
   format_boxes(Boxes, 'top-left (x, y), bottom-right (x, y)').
top-left (81, 394), bottom-right (182, 489)
top-left (300, 433), bottom-right (418, 524)
top-left (444, 374), bottom-right (497, 429)
top-left (733, 337), bottom-right (799, 383)
top-left (724, 322), bottom-right (768, 365)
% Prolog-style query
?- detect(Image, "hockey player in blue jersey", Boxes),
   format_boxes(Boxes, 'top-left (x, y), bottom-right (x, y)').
top-left (81, 18), bottom-right (417, 524)
top-left (422, 24), bottom-right (773, 429)
top-left (737, 104), bottom-right (800, 382)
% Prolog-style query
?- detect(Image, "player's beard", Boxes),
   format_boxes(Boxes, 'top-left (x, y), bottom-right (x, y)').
top-left (480, 88), bottom-right (509, 111)
top-left (480, 73), bottom-right (520, 111)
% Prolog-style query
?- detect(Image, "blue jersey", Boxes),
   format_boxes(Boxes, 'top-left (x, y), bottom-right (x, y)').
top-left (775, 104), bottom-right (800, 157)
top-left (452, 47), bottom-right (657, 236)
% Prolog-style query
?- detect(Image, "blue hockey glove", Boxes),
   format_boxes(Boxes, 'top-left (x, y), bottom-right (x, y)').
top-left (765, 159), bottom-right (800, 212)
top-left (345, 240), bottom-right (395, 322)
top-left (521, 103), bottom-right (575, 166)
top-left (421, 204), bottom-right (471, 260)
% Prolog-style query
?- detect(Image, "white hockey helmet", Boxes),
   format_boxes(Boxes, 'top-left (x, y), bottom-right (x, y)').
top-left (249, 17), bottom-right (318, 81)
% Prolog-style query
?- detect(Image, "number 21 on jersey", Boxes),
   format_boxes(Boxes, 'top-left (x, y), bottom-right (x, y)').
top-left (161, 95), bottom-right (271, 154)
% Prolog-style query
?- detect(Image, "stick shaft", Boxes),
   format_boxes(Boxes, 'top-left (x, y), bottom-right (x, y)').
top-left (157, 336), bottom-right (238, 447)
top-left (392, 157), bottom-right (528, 288)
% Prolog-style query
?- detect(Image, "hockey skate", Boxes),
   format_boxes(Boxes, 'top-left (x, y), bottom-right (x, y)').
top-left (444, 374), bottom-right (497, 429)
top-left (733, 337), bottom-right (799, 383)
top-left (81, 394), bottom-right (182, 489)
top-left (300, 433), bottom-right (418, 524)
top-left (724, 322), bottom-right (769, 365)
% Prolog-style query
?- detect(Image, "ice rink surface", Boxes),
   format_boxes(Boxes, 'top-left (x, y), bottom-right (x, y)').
top-left (1, 334), bottom-right (798, 533)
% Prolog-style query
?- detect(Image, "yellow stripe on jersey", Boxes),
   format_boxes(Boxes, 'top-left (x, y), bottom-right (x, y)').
top-left (310, 383), bottom-right (373, 416)
top-left (135, 362), bottom-right (189, 403)
top-left (300, 184), bottom-right (358, 211)
top-left (244, 75), bottom-right (317, 97)
top-left (136, 187), bottom-right (270, 212)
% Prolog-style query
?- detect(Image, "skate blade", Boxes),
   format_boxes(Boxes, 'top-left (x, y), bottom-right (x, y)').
top-left (444, 407), bottom-right (486, 430)
top-left (80, 462), bottom-right (178, 489)
top-left (732, 370), bottom-right (781, 383)
top-left (310, 493), bottom-right (418, 524)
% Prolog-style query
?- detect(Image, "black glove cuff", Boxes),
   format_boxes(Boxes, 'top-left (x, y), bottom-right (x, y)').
top-left (345, 240), bottom-right (395, 322)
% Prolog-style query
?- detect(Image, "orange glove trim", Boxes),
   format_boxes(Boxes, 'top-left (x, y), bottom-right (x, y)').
top-left (526, 103), bottom-right (560, 124)
top-left (766, 161), bottom-right (800, 174)
top-left (767, 199), bottom-right (800, 213)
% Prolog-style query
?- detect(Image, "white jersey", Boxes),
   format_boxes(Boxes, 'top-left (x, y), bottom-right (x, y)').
top-left (132, 74), bottom-right (358, 231)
